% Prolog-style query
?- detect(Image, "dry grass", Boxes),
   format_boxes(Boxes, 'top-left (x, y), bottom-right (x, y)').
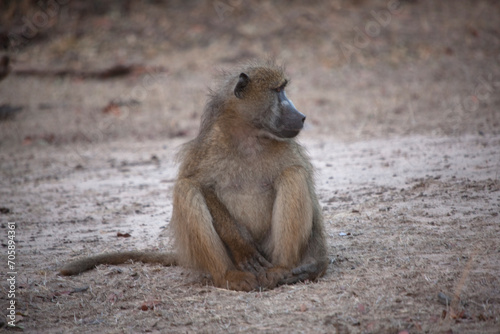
top-left (1, 136), bottom-right (498, 333)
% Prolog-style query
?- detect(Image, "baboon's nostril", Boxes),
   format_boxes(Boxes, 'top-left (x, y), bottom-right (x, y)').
top-left (302, 116), bottom-right (306, 123)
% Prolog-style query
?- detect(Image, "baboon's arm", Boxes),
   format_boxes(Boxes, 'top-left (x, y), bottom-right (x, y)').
top-left (172, 179), bottom-right (260, 291)
top-left (270, 166), bottom-right (314, 267)
top-left (201, 187), bottom-right (271, 275)
top-left (270, 165), bottom-right (329, 283)
top-left (202, 186), bottom-right (324, 289)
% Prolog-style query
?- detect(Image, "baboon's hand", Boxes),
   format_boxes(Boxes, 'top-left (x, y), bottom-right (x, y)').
top-left (235, 249), bottom-right (272, 276)
top-left (219, 270), bottom-right (259, 292)
top-left (257, 262), bottom-right (326, 289)
top-left (278, 262), bottom-right (326, 286)
top-left (291, 262), bottom-right (321, 276)
top-left (257, 267), bottom-right (291, 289)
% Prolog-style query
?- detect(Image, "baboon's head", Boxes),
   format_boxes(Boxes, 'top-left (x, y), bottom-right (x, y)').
top-left (232, 65), bottom-right (306, 139)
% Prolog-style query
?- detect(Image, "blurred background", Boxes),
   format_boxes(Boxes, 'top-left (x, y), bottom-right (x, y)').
top-left (1, 0), bottom-right (499, 146)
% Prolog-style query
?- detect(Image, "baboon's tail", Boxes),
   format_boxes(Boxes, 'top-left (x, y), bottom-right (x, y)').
top-left (59, 251), bottom-right (177, 276)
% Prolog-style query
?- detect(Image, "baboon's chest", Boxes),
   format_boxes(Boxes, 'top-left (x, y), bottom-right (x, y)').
top-left (211, 148), bottom-right (286, 240)
top-left (217, 177), bottom-right (276, 242)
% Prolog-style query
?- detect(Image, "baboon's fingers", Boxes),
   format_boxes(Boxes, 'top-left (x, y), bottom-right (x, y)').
top-left (238, 261), bottom-right (258, 275)
top-left (256, 254), bottom-right (272, 268)
top-left (249, 254), bottom-right (272, 273)
top-left (276, 261), bottom-right (327, 286)
top-left (274, 262), bottom-right (325, 286)
top-left (240, 259), bottom-right (264, 275)
top-left (257, 267), bottom-right (290, 289)
top-left (278, 271), bottom-right (310, 286)
top-left (221, 270), bottom-right (259, 292)
top-left (291, 262), bottom-right (319, 276)
top-left (237, 251), bottom-right (272, 275)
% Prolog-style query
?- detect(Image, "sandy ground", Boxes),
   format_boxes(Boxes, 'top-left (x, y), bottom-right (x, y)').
top-left (0, 134), bottom-right (499, 333)
top-left (1, 0), bottom-right (500, 333)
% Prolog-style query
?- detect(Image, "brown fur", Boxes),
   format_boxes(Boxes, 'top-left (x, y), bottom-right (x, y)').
top-left (60, 62), bottom-right (328, 291)
top-left (59, 252), bottom-right (176, 276)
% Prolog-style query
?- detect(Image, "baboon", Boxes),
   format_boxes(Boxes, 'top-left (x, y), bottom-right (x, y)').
top-left (60, 61), bottom-right (328, 291)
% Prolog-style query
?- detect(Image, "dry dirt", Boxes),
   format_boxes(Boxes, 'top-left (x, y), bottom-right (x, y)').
top-left (1, 1), bottom-right (500, 333)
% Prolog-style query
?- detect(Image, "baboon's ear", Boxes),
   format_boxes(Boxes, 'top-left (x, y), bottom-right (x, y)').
top-left (234, 73), bottom-right (250, 99)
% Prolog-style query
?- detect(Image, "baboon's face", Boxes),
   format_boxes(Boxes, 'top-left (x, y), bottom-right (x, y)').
top-left (234, 68), bottom-right (306, 139)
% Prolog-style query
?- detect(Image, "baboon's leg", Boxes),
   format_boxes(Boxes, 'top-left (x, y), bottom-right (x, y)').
top-left (172, 179), bottom-right (259, 291)
top-left (202, 187), bottom-right (271, 275)
top-left (258, 166), bottom-right (315, 288)
top-left (279, 199), bottom-right (329, 285)
top-left (303, 207), bottom-right (329, 278)
top-left (270, 166), bottom-right (314, 267)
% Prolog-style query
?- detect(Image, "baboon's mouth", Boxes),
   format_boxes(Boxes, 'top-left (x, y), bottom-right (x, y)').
top-left (279, 128), bottom-right (302, 138)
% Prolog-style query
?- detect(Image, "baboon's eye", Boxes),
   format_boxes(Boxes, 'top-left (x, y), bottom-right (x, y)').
top-left (274, 80), bottom-right (288, 93)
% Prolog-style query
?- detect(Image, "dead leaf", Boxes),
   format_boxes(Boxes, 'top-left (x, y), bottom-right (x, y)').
top-left (140, 299), bottom-right (162, 311)
top-left (103, 103), bottom-right (121, 116)
top-left (23, 136), bottom-right (33, 145)
top-left (357, 303), bottom-right (368, 314)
